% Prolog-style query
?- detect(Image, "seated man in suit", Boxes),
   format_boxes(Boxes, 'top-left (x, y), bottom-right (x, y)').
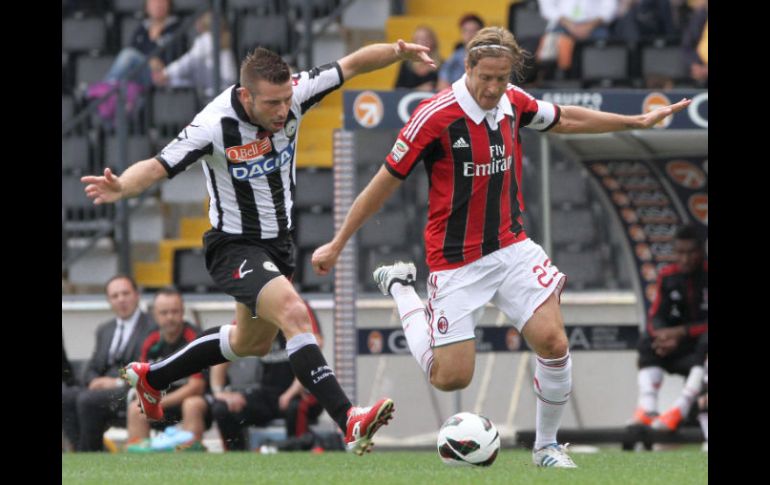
top-left (61, 275), bottom-right (156, 451)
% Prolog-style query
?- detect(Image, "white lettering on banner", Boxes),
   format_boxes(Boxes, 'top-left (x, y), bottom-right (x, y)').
top-left (688, 92), bottom-right (708, 128)
top-left (463, 156), bottom-right (513, 177)
top-left (398, 91), bottom-right (434, 123)
top-left (568, 327), bottom-right (591, 350)
top-left (541, 92), bottom-right (603, 110)
top-left (387, 330), bottom-right (410, 354)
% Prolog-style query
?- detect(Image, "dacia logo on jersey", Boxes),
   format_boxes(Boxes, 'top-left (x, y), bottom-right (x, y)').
top-left (229, 143), bottom-right (295, 180)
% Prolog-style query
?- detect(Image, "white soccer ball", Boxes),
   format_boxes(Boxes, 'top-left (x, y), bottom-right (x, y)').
top-left (437, 412), bottom-right (501, 467)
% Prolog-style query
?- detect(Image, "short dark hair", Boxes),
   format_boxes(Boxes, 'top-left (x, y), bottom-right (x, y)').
top-left (153, 286), bottom-right (183, 303)
top-left (459, 13), bottom-right (484, 29)
top-left (240, 47), bottom-right (291, 92)
top-left (104, 275), bottom-right (138, 294)
top-left (675, 224), bottom-right (702, 243)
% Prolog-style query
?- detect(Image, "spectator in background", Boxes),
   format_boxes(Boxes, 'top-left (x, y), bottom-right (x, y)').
top-left (395, 26), bottom-right (442, 92)
top-left (87, 0), bottom-right (184, 119)
top-left (126, 287), bottom-right (210, 452)
top-left (535, 0), bottom-right (618, 76)
top-left (205, 301), bottom-right (325, 451)
top-left (436, 14), bottom-right (484, 91)
top-left (61, 275), bottom-right (156, 451)
top-left (630, 225), bottom-right (707, 432)
top-left (150, 11), bottom-right (238, 101)
top-left (681, 0), bottom-right (707, 86)
top-left (612, 0), bottom-right (678, 45)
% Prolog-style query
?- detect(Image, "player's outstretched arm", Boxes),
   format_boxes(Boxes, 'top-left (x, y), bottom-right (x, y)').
top-left (81, 157), bottom-right (167, 205)
top-left (551, 98), bottom-right (692, 134)
top-left (337, 39), bottom-right (436, 81)
top-left (312, 166), bottom-right (402, 275)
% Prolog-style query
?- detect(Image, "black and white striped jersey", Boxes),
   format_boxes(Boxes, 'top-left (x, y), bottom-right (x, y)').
top-left (156, 62), bottom-right (343, 238)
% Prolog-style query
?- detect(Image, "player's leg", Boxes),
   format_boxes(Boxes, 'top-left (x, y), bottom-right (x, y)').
top-left (180, 395), bottom-right (209, 442)
top-left (126, 396), bottom-right (151, 443)
top-left (652, 342), bottom-right (706, 431)
top-left (372, 262), bottom-right (434, 374)
top-left (492, 239), bottom-right (574, 468)
top-left (256, 276), bottom-right (394, 455)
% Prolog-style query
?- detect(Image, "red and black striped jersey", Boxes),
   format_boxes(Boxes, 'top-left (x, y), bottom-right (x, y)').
top-left (384, 75), bottom-right (560, 272)
top-left (647, 261), bottom-right (708, 337)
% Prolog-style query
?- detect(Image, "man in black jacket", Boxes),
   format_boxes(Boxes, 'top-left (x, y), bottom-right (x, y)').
top-left (61, 275), bottom-right (156, 451)
top-left (631, 225), bottom-right (708, 431)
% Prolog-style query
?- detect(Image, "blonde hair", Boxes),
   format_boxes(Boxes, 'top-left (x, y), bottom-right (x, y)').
top-left (466, 27), bottom-right (528, 81)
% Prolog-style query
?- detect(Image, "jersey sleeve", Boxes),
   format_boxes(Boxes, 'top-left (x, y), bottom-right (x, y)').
top-left (156, 116), bottom-right (215, 179)
top-left (291, 62), bottom-right (344, 115)
top-left (384, 97), bottom-right (444, 179)
top-left (508, 85), bottom-right (561, 132)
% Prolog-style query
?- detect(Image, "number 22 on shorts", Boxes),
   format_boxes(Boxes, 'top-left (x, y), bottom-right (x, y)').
top-left (532, 259), bottom-right (560, 288)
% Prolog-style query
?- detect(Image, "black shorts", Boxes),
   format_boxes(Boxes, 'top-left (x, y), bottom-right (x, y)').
top-left (204, 229), bottom-right (295, 317)
top-left (637, 332), bottom-right (708, 375)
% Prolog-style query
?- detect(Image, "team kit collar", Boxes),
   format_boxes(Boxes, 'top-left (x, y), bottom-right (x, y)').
top-left (452, 74), bottom-right (513, 126)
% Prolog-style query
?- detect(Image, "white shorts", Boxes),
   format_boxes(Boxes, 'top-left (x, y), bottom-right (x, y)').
top-left (426, 238), bottom-right (567, 348)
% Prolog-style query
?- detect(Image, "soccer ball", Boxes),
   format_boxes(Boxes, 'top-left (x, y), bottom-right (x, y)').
top-left (436, 412), bottom-right (500, 466)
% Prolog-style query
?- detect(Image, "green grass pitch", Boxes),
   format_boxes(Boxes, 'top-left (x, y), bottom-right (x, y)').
top-left (62, 447), bottom-right (707, 485)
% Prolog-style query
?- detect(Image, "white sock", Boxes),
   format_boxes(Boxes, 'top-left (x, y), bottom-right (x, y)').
top-left (219, 324), bottom-right (241, 361)
top-left (533, 353), bottom-right (572, 450)
top-left (698, 412), bottom-right (708, 441)
top-left (673, 365), bottom-right (704, 416)
top-left (637, 367), bottom-right (664, 413)
top-left (390, 282), bottom-right (433, 375)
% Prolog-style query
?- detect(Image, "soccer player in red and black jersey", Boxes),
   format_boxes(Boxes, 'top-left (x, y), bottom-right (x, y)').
top-left (632, 225), bottom-right (708, 432)
top-left (312, 26), bottom-right (691, 468)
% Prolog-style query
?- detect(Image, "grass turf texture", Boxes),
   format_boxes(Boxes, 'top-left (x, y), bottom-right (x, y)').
top-left (62, 447), bottom-right (707, 485)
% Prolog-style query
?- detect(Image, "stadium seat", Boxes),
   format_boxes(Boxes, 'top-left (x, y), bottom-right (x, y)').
top-left (551, 208), bottom-right (596, 247)
top-left (151, 88), bottom-right (199, 135)
top-left (641, 45), bottom-right (687, 83)
top-left (62, 95), bottom-right (75, 126)
top-left (509, 0), bottom-right (547, 41)
top-left (294, 169), bottom-right (334, 210)
top-left (104, 135), bottom-right (154, 171)
top-left (296, 212), bottom-right (335, 249)
top-left (239, 14), bottom-right (291, 58)
top-left (112, 0), bottom-right (143, 15)
top-left (581, 43), bottom-right (630, 87)
top-left (62, 17), bottom-right (107, 54)
top-left (62, 136), bottom-right (91, 175)
top-left (228, 0), bottom-right (278, 14)
top-left (551, 166), bottom-right (589, 207)
top-left (75, 55), bottom-right (116, 91)
top-left (360, 211), bottom-right (408, 249)
top-left (553, 249), bottom-right (606, 289)
top-left (173, 248), bottom-right (219, 292)
top-left (172, 0), bottom-right (203, 14)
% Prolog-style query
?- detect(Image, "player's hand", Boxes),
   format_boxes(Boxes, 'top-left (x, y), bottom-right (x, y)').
top-left (81, 168), bottom-right (123, 205)
top-left (311, 242), bottom-right (341, 276)
top-left (639, 98), bottom-right (691, 129)
top-left (216, 391), bottom-right (247, 413)
top-left (395, 39), bottom-right (437, 69)
top-left (88, 376), bottom-right (120, 390)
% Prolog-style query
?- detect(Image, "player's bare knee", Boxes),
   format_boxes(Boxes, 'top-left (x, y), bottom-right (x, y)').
top-left (277, 298), bottom-right (312, 336)
top-left (182, 396), bottom-right (205, 413)
top-left (539, 332), bottom-right (569, 358)
top-left (431, 367), bottom-right (472, 391)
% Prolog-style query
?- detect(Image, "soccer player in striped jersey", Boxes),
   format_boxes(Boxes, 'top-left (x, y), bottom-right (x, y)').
top-left (81, 41), bottom-right (436, 456)
top-left (312, 26), bottom-right (691, 467)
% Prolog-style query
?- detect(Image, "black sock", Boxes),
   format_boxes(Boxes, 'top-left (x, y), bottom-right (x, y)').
top-left (288, 344), bottom-right (352, 432)
top-left (147, 325), bottom-right (229, 390)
